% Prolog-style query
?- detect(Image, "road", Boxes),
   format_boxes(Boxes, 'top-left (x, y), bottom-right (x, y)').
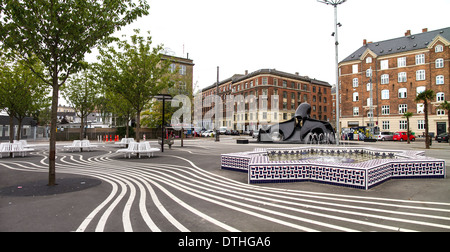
top-left (1, 136), bottom-right (449, 232)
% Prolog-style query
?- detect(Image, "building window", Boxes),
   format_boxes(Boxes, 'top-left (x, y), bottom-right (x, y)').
top-left (416, 86), bottom-right (425, 96)
top-left (366, 68), bottom-right (372, 77)
top-left (436, 58), bottom-right (444, 68)
top-left (366, 83), bottom-right (372, 91)
top-left (398, 57), bottom-right (406, 67)
top-left (353, 107), bottom-right (359, 116)
top-left (179, 65), bottom-right (186, 75)
top-left (416, 70), bottom-right (425, 81)
top-left (382, 105), bottom-right (390, 115)
top-left (381, 89), bottom-right (389, 100)
top-left (435, 45), bottom-right (443, 53)
top-left (282, 80), bottom-right (287, 87)
top-left (273, 78), bottom-right (278, 86)
top-left (352, 78), bottom-right (358, 87)
top-left (417, 103), bottom-right (424, 114)
top-left (437, 109), bottom-right (445, 115)
top-left (398, 88), bottom-right (407, 98)
top-left (399, 104), bottom-right (407, 114)
top-left (437, 92), bottom-right (445, 102)
top-left (398, 72), bottom-right (407, 82)
top-left (353, 92), bottom-right (359, 102)
top-left (262, 77), bottom-right (268, 85)
top-left (381, 74), bottom-right (389, 84)
top-left (380, 60), bottom-right (389, 70)
top-left (366, 57), bottom-right (372, 63)
top-left (418, 120), bottom-right (425, 130)
top-left (415, 54), bottom-right (425, 65)
top-left (399, 120), bottom-right (407, 130)
top-left (382, 121), bottom-right (390, 130)
top-left (170, 63), bottom-right (176, 73)
top-left (352, 64), bottom-right (358, 74)
top-left (436, 75), bottom-right (444, 85)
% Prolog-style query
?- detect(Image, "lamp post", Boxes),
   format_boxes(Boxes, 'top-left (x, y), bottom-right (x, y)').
top-left (215, 66), bottom-right (220, 142)
top-left (317, 0), bottom-right (346, 145)
top-left (155, 94), bottom-right (172, 152)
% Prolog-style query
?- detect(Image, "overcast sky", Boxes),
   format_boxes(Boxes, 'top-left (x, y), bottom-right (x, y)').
top-left (91, 0), bottom-right (450, 91)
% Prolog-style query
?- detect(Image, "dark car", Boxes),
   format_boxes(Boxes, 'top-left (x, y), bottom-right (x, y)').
top-left (435, 132), bottom-right (449, 143)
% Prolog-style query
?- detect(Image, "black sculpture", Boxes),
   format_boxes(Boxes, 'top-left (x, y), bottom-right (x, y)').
top-left (258, 103), bottom-right (336, 144)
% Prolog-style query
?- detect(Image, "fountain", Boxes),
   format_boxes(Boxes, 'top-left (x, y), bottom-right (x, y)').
top-left (221, 146), bottom-right (446, 190)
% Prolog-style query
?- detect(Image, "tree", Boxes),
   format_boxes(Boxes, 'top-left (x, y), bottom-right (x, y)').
top-left (0, 0), bottom-right (150, 186)
top-left (97, 30), bottom-right (174, 141)
top-left (415, 89), bottom-right (435, 149)
top-left (62, 69), bottom-right (100, 140)
top-left (438, 100), bottom-right (450, 146)
top-left (402, 111), bottom-right (413, 144)
top-left (0, 55), bottom-right (50, 142)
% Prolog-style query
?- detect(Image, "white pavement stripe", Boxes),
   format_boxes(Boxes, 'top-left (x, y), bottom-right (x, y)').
top-left (1, 149), bottom-right (449, 232)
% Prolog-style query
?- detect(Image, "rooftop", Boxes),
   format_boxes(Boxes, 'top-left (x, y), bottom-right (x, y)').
top-left (340, 27), bottom-right (450, 63)
top-left (202, 68), bottom-right (330, 91)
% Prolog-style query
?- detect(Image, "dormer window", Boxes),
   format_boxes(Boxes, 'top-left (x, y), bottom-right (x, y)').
top-left (435, 45), bottom-right (443, 53)
top-left (366, 57), bottom-right (372, 63)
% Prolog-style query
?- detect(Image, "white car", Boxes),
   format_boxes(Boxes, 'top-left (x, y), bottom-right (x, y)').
top-left (202, 130), bottom-right (215, 137)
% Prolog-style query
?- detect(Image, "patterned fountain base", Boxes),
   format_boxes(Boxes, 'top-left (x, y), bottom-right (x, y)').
top-left (221, 146), bottom-right (446, 190)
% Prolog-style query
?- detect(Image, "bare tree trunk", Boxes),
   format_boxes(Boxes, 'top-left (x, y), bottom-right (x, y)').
top-left (135, 111), bottom-right (140, 142)
top-left (16, 118), bottom-right (23, 141)
top-left (48, 83), bottom-right (58, 186)
top-left (80, 115), bottom-right (84, 140)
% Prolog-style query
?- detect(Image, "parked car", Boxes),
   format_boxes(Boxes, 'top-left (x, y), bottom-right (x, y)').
top-left (219, 127), bottom-right (227, 134)
top-left (435, 132), bottom-right (449, 143)
top-left (393, 131), bottom-right (415, 141)
top-left (230, 130), bottom-right (240, 135)
top-left (376, 132), bottom-right (393, 141)
top-left (252, 131), bottom-right (259, 139)
top-left (202, 130), bottom-right (215, 137)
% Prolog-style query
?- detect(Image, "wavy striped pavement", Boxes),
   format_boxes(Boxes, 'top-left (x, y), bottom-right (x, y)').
top-left (1, 145), bottom-right (450, 232)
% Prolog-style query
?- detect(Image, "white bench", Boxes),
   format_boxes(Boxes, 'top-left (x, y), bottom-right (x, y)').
top-left (0, 142), bottom-right (34, 158)
top-left (64, 140), bottom-right (98, 152)
top-left (114, 138), bottom-right (135, 147)
top-left (13, 140), bottom-right (36, 148)
top-left (116, 141), bottom-right (160, 158)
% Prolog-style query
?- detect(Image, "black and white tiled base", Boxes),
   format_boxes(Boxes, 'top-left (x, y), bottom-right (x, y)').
top-left (221, 146), bottom-right (446, 190)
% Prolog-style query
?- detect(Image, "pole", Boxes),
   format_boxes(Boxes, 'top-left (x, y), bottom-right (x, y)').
top-left (161, 96), bottom-right (165, 152)
top-left (215, 66), bottom-right (220, 142)
top-left (333, 4), bottom-right (340, 146)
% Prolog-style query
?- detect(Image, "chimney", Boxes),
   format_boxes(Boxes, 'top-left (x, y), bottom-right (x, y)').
top-left (405, 30), bottom-right (411, 36)
top-left (363, 39), bottom-right (367, 46)
top-left (245, 70), bottom-right (248, 75)
top-left (422, 28), bottom-right (428, 33)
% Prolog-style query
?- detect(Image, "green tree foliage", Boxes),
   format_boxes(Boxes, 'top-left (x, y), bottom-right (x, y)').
top-left (0, 56), bottom-right (50, 141)
top-left (0, 0), bottom-right (150, 185)
top-left (415, 89), bottom-right (435, 149)
top-left (438, 100), bottom-right (450, 145)
top-left (62, 69), bottom-right (100, 139)
top-left (97, 30), bottom-right (174, 141)
top-left (402, 111), bottom-right (413, 144)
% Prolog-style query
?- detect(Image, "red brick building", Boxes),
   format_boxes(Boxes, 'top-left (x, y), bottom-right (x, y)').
top-left (338, 27), bottom-right (450, 136)
top-left (199, 69), bottom-right (332, 132)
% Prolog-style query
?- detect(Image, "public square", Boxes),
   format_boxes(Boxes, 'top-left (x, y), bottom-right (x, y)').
top-left (1, 136), bottom-right (449, 232)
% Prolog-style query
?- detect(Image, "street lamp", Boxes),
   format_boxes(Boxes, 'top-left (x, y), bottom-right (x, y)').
top-left (317, 0), bottom-right (346, 145)
top-left (155, 94), bottom-right (172, 152)
top-left (215, 66), bottom-right (220, 142)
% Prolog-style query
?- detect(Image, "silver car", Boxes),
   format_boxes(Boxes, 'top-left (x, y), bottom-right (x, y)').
top-left (376, 132), bottom-right (393, 141)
